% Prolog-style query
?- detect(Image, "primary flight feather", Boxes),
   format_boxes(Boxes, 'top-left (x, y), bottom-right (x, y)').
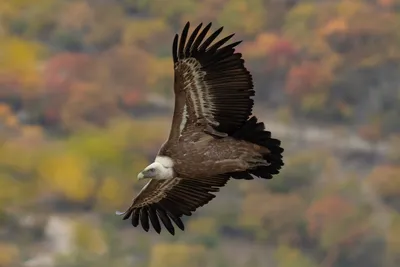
top-left (116, 22), bottom-right (284, 235)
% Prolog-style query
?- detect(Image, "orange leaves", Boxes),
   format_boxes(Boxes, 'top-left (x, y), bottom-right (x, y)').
top-left (286, 61), bottom-right (320, 96)
top-left (240, 33), bottom-right (280, 59)
top-left (307, 195), bottom-right (355, 236)
top-left (0, 2), bottom-right (399, 266)
top-left (42, 46), bottom-right (152, 129)
top-left (285, 61), bottom-right (331, 97)
top-left (240, 33), bottom-right (297, 72)
top-left (285, 58), bottom-right (335, 113)
top-left (306, 194), bottom-right (370, 249)
top-left (0, 103), bottom-right (18, 129)
top-left (269, 38), bottom-right (297, 58)
top-left (268, 38), bottom-right (298, 69)
top-left (367, 165), bottom-right (400, 201)
top-left (378, 0), bottom-right (395, 7)
top-left (43, 52), bottom-right (91, 92)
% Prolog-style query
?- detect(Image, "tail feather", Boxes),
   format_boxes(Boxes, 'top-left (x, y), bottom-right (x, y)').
top-left (228, 116), bottom-right (284, 180)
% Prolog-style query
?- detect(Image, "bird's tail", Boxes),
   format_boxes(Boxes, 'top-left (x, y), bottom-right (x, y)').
top-left (228, 116), bottom-right (284, 180)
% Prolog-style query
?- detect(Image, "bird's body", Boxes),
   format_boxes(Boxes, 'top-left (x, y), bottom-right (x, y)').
top-left (117, 22), bottom-right (284, 235)
top-left (158, 129), bottom-right (269, 178)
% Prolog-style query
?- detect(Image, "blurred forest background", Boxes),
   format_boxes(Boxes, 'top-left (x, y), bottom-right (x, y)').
top-left (0, 0), bottom-right (400, 266)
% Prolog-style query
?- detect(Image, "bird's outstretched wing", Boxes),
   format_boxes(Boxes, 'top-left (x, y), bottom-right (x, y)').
top-left (167, 22), bottom-right (255, 142)
top-left (116, 175), bottom-right (229, 235)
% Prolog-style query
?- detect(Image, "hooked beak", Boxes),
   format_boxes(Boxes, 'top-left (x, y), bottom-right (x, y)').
top-left (137, 172), bottom-right (144, 180)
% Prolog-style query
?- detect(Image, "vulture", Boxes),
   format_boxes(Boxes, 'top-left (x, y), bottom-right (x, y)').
top-left (116, 22), bottom-right (284, 235)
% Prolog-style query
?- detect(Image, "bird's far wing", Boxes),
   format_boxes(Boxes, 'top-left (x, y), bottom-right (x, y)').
top-left (116, 175), bottom-right (229, 235)
top-left (168, 22), bottom-right (255, 141)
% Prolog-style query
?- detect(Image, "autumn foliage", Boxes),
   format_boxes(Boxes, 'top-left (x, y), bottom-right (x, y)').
top-left (0, 1), bottom-right (398, 267)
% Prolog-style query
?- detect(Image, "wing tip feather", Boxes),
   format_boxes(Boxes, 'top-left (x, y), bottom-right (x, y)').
top-left (172, 34), bottom-right (179, 62)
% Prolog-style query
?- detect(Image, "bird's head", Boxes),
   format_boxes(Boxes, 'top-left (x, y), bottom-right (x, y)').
top-left (137, 156), bottom-right (174, 180)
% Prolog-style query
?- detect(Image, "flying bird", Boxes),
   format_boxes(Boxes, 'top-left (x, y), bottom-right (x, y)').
top-left (116, 22), bottom-right (284, 235)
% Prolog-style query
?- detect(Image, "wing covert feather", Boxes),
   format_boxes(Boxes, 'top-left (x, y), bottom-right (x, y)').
top-left (117, 175), bottom-right (229, 235)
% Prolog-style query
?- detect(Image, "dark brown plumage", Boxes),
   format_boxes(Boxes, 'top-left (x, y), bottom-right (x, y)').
top-left (116, 22), bottom-right (284, 235)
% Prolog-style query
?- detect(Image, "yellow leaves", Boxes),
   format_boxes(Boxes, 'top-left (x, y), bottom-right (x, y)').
top-left (1, 0), bottom-right (52, 9)
top-left (124, 117), bottom-right (171, 146)
top-left (238, 192), bottom-right (269, 228)
top-left (336, 0), bottom-right (366, 20)
top-left (0, 145), bottom-right (38, 207)
top-left (96, 177), bottom-right (128, 210)
top-left (74, 219), bottom-right (108, 255)
top-left (218, 0), bottom-right (266, 36)
top-left (287, 2), bottom-right (317, 20)
top-left (149, 243), bottom-right (206, 267)
top-left (122, 18), bottom-right (168, 45)
top-left (147, 57), bottom-right (174, 92)
top-left (283, 2), bottom-right (317, 43)
top-left (137, 0), bottom-right (198, 21)
top-left (0, 0), bottom-right (53, 20)
top-left (0, 173), bottom-right (24, 206)
top-left (274, 245), bottom-right (317, 267)
top-left (287, 150), bottom-right (328, 169)
top-left (300, 92), bottom-right (328, 112)
top-left (37, 153), bottom-right (94, 202)
top-left (68, 128), bottom-right (123, 163)
top-left (0, 141), bottom-right (36, 172)
top-left (0, 242), bottom-right (19, 266)
top-left (320, 18), bottom-right (348, 36)
top-left (187, 217), bottom-right (217, 236)
top-left (0, 37), bottom-right (44, 90)
top-left (359, 54), bottom-right (387, 68)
